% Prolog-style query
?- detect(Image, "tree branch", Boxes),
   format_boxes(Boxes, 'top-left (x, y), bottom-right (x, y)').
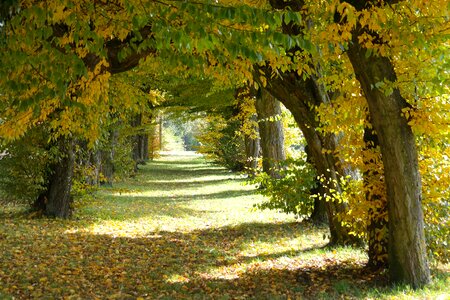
top-left (268, 0), bottom-right (304, 11)
top-left (343, 0), bottom-right (403, 11)
top-left (51, 23), bottom-right (156, 74)
top-left (105, 25), bottom-right (155, 74)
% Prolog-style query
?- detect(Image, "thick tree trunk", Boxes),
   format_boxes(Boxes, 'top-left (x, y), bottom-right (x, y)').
top-left (347, 29), bottom-right (430, 287)
top-left (33, 137), bottom-right (75, 218)
top-left (131, 114), bottom-right (149, 169)
top-left (134, 133), bottom-right (148, 162)
top-left (363, 122), bottom-right (388, 269)
top-left (90, 150), bottom-right (101, 186)
top-left (100, 129), bottom-right (118, 186)
top-left (244, 133), bottom-right (260, 175)
top-left (310, 192), bottom-right (328, 225)
top-left (264, 73), bottom-right (360, 246)
top-left (305, 145), bottom-right (328, 225)
top-left (100, 149), bottom-right (114, 186)
top-left (142, 133), bottom-right (149, 160)
top-left (255, 89), bottom-right (286, 178)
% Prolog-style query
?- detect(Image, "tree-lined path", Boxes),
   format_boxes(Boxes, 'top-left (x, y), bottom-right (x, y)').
top-left (2, 152), bottom-right (448, 299)
top-left (2, 0), bottom-right (449, 292)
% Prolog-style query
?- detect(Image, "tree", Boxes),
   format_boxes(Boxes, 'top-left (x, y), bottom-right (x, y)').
top-left (265, 0), bottom-right (450, 286)
top-left (337, 0), bottom-right (431, 287)
top-left (0, 0), bottom-right (300, 217)
top-left (261, 70), bottom-right (360, 246)
top-left (1, 0), bottom-right (448, 288)
top-left (255, 89), bottom-right (286, 178)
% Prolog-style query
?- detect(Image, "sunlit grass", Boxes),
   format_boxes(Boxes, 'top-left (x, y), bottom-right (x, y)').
top-left (0, 152), bottom-right (448, 299)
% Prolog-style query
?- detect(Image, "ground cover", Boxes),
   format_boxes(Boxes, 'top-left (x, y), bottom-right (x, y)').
top-left (0, 152), bottom-right (448, 299)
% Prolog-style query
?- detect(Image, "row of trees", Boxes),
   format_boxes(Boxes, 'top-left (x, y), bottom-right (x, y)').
top-left (0, 0), bottom-right (448, 289)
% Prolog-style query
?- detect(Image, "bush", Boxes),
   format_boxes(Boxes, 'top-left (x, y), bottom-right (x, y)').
top-left (0, 129), bottom-right (50, 204)
top-left (197, 116), bottom-right (246, 171)
top-left (252, 156), bottom-right (317, 218)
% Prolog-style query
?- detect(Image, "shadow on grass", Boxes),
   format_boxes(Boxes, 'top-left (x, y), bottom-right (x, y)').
top-left (86, 188), bottom-right (257, 221)
top-left (140, 167), bottom-right (232, 180)
top-left (139, 158), bottom-right (214, 169)
top-left (143, 178), bottom-right (235, 189)
top-left (0, 220), bottom-right (397, 300)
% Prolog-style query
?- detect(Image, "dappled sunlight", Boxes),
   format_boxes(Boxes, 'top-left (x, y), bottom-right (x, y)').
top-left (2, 154), bottom-right (449, 299)
top-left (158, 150), bottom-right (203, 158)
top-left (146, 173), bottom-right (238, 184)
top-left (0, 215), bottom-right (371, 299)
top-left (110, 189), bottom-right (256, 201)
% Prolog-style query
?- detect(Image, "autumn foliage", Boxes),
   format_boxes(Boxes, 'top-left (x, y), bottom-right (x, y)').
top-left (0, 0), bottom-right (449, 291)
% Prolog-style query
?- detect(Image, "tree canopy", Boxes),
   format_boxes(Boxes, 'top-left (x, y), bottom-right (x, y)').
top-left (0, 0), bottom-right (449, 290)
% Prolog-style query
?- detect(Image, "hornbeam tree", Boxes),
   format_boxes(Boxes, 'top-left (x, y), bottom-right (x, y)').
top-left (256, 0), bottom-right (362, 246)
top-left (255, 89), bottom-right (286, 178)
top-left (266, 0), bottom-right (450, 287)
top-left (0, 0), bottom-right (448, 289)
top-left (259, 67), bottom-right (361, 246)
top-left (0, 1), bottom-right (156, 217)
top-left (0, 0), bottom-right (289, 217)
top-left (335, 0), bottom-right (432, 287)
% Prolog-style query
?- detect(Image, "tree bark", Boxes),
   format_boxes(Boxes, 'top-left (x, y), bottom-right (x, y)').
top-left (346, 27), bottom-right (430, 287)
top-left (99, 128), bottom-right (118, 186)
top-left (268, 0), bottom-right (428, 286)
top-left (255, 89), bottom-right (286, 178)
top-left (244, 133), bottom-right (260, 176)
top-left (305, 145), bottom-right (328, 225)
top-left (363, 121), bottom-right (388, 269)
top-left (244, 102), bottom-right (261, 176)
top-left (34, 137), bottom-right (75, 218)
top-left (131, 114), bottom-right (149, 169)
top-left (264, 72), bottom-right (360, 246)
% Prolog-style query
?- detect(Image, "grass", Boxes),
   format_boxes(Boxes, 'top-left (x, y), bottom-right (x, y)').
top-left (0, 151), bottom-right (449, 299)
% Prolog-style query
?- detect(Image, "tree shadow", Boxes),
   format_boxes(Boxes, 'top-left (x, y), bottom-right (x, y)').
top-left (0, 220), bottom-right (395, 299)
top-left (141, 167), bottom-right (231, 179)
top-left (0, 207), bottom-right (29, 219)
top-left (147, 159), bottom-right (205, 166)
top-left (143, 178), bottom-right (235, 189)
top-left (185, 189), bottom-right (256, 200)
top-left (79, 187), bottom-right (257, 221)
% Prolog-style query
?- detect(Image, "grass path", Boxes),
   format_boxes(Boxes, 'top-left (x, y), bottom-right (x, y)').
top-left (0, 152), bottom-right (449, 299)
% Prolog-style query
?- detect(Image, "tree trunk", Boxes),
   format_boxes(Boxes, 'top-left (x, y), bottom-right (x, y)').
top-left (305, 145), bottom-right (328, 225)
top-left (90, 149), bottom-right (101, 186)
top-left (135, 134), bottom-right (148, 162)
top-left (131, 113), bottom-right (149, 169)
top-left (100, 129), bottom-right (118, 186)
top-left (148, 123), bottom-right (157, 161)
top-left (347, 28), bottom-right (430, 287)
top-left (28, 23), bottom-right (156, 218)
top-left (142, 133), bottom-right (149, 161)
top-left (100, 149), bottom-right (114, 186)
top-left (33, 137), bottom-right (75, 218)
top-left (244, 133), bottom-right (260, 176)
top-left (255, 89), bottom-right (286, 178)
top-left (363, 121), bottom-right (388, 269)
top-left (264, 73), bottom-right (360, 246)
top-left (310, 192), bottom-right (328, 225)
